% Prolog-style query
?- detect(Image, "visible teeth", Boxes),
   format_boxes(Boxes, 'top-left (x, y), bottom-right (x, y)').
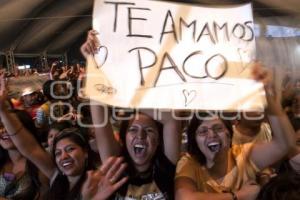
top-left (134, 144), bottom-right (145, 149)
top-left (207, 142), bottom-right (219, 147)
top-left (134, 144), bottom-right (146, 154)
top-left (62, 162), bottom-right (72, 167)
top-left (207, 142), bottom-right (221, 152)
top-left (1, 136), bottom-right (9, 140)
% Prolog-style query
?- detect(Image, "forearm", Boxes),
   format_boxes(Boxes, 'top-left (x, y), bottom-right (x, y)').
top-left (143, 109), bottom-right (182, 164)
top-left (90, 102), bottom-right (120, 161)
top-left (0, 107), bottom-right (55, 178)
top-left (268, 113), bottom-right (295, 151)
top-left (0, 108), bottom-right (39, 157)
top-left (0, 107), bottom-right (36, 155)
top-left (266, 89), bottom-right (295, 152)
top-left (0, 107), bottom-right (23, 136)
top-left (163, 118), bottom-right (182, 164)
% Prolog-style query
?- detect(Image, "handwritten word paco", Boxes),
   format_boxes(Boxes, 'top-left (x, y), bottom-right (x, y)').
top-left (129, 48), bottom-right (228, 87)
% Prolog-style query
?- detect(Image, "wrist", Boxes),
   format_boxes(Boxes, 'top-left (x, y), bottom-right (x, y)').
top-left (235, 191), bottom-right (242, 200)
top-left (229, 191), bottom-right (238, 200)
top-left (224, 190), bottom-right (239, 200)
top-left (8, 125), bottom-right (23, 137)
top-left (266, 105), bottom-right (285, 116)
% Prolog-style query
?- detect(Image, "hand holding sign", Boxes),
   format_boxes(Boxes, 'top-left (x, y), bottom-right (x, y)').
top-left (81, 30), bottom-right (108, 68)
top-left (84, 0), bottom-right (265, 111)
top-left (80, 30), bottom-right (100, 58)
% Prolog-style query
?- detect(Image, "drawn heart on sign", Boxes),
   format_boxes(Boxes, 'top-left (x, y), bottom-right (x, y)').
top-left (237, 48), bottom-right (253, 74)
top-left (94, 45), bottom-right (108, 68)
top-left (183, 89), bottom-right (197, 107)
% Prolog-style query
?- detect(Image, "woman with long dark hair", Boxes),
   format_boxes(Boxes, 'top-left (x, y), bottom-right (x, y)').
top-left (81, 30), bottom-right (182, 199)
top-left (91, 108), bottom-right (181, 199)
top-left (0, 73), bottom-right (128, 200)
top-left (175, 64), bottom-right (296, 200)
top-left (0, 110), bottom-right (48, 199)
top-left (47, 128), bottom-right (96, 200)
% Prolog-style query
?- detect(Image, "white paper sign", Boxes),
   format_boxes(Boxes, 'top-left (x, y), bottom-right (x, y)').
top-left (85, 0), bottom-right (266, 110)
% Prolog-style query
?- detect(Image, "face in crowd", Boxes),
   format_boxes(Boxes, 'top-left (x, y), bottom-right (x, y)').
top-left (22, 92), bottom-right (39, 107)
top-left (125, 114), bottom-right (160, 172)
top-left (0, 121), bottom-right (15, 150)
top-left (53, 131), bottom-right (88, 177)
top-left (47, 128), bottom-right (60, 150)
top-left (195, 116), bottom-right (231, 164)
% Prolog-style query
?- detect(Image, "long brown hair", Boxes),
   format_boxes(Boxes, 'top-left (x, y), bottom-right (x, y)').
top-left (187, 113), bottom-right (233, 165)
top-left (48, 128), bottom-right (96, 200)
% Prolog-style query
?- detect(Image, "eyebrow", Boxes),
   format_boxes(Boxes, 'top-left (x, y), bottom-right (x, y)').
top-left (199, 123), bottom-right (223, 128)
top-left (56, 144), bottom-right (76, 151)
top-left (132, 125), bottom-right (157, 131)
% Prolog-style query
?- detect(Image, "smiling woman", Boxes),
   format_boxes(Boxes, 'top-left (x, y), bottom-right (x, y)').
top-left (176, 114), bottom-right (259, 196)
top-left (83, 29), bottom-right (182, 199)
top-left (174, 64), bottom-right (296, 200)
top-left (0, 110), bottom-right (48, 200)
top-left (185, 114), bottom-right (233, 168)
top-left (90, 107), bottom-right (181, 200)
top-left (48, 128), bottom-right (96, 200)
top-left (0, 72), bottom-right (129, 200)
top-left (122, 114), bottom-right (162, 172)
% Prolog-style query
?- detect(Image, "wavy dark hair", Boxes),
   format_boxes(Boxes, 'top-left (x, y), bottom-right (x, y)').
top-left (187, 113), bottom-right (233, 165)
top-left (50, 120), bottom-right (73, 132)
top-left (48, 128), bottom-right (96, 200)
top-left (256, 172), bottom-right (300, 200)
top-left (0, 109), bottom-right (41, 200)
top-left (118, 112), bottom-right (163, 176)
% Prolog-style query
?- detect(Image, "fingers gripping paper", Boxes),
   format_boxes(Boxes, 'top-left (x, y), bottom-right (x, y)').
top-left (84, 0), bottom-right (266, 110)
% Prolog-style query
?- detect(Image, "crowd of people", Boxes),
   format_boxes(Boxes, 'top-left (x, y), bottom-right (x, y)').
top-left (0, 30), bottom-right (299, 200)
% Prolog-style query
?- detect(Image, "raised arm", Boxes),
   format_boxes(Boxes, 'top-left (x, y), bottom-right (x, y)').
top-left (250, 63), bottom-right (295, 170)
top-left (81, 30), bottom-right (121, 161)
top-left (160, 111), bottom-right (181, 164)
top-left (0, 74), bottom-right (56, 178)
top-left (50, 62), bottom-right (58, 80)
top-left (140, 109), bottom-right (181, 164)
top-left (90, 102), bottom-right (121, 162)
top-left (80, 30), bottom-right (100, 59)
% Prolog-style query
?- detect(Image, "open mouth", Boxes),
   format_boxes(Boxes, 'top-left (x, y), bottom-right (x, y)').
top-left (60, 159), bottom-right (74, 168)
top-left (207, 142), bottom-right (221, 153)
top-left (133, 144), bottom-right (146, 155)
top-left (0, 135), bottom-right (10, 141)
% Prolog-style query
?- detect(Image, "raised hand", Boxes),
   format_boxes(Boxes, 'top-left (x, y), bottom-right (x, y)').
top-left (81, 157), bottom-right (128, 200)
top-left (0, 70), bottom-right (8, 110)
top-left (80, 30), bottom-right (100, 59)
top-left (251, 62), bottom-right (272, 87)
top-left (251, 62), bottom-right (282, 114)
